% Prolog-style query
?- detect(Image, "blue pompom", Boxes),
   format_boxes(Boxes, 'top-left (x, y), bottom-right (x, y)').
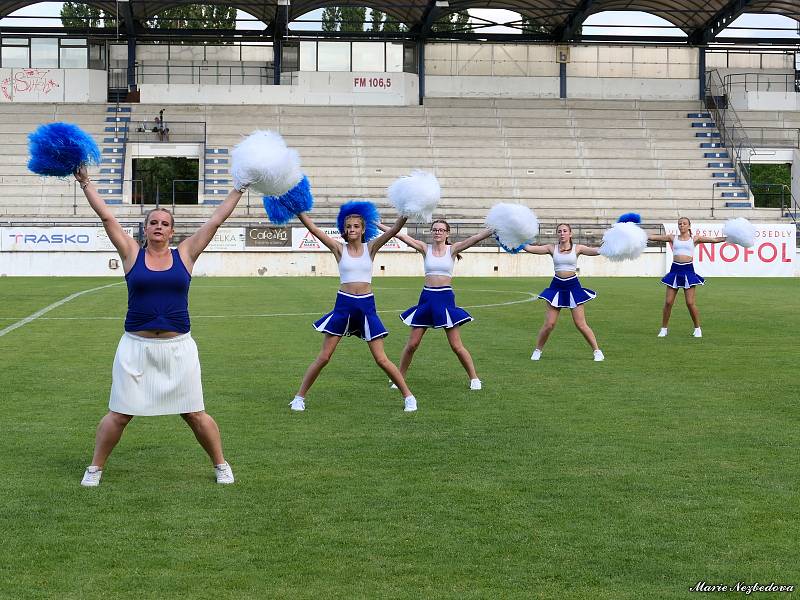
top-left (494, 234), bottom-right (526, 254)
top-left (617, 212), bottom-right (642, 224)
top-left (28, 122), bottom-right (101, 177)
top-left (337, 201), bottom-right (380, 241)
top-left (262, 175), bottom-right (314, 225)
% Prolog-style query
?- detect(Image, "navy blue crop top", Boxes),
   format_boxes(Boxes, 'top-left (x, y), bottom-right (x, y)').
top-left (124, 248), bottom-right (191, 333)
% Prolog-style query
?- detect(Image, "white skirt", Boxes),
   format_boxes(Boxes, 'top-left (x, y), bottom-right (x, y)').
top-left (109, 332), bottom-right (205, 416)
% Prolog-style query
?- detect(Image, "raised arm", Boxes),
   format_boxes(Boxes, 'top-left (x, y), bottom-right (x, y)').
top-left (450, 228), bottom-right (493, 255)
top-left (369, 215), bottom-right (408, 258)
top-left (377, 222), bottom-right (426, 254)
top-left (695, 235), bottom-right (725, 244)
top-left (298, 212), bottom-right (342, 260)
top-left (522, 244), bottom-right (553, 255)
top-left (648, 233), bottom-right (673, 243)
top-left (74, 167), bottom-right (139, 267)
top-left (576, 244), bottom-right (600, 257)
top-left (179, 186), bottom-right (245, 269)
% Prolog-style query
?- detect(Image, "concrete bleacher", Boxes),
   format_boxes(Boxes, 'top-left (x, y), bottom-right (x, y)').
top-left (0, 98), bottom-right (786, 226)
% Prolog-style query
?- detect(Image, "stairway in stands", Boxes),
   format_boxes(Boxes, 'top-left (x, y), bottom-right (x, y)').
top-left (687, 110), bottom-right (751, 208)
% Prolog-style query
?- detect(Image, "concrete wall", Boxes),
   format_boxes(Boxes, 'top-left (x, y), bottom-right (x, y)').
top-left (0, 68), bottom-right (106, 103)
top-left (425, 43), bottom-right (698, 100)
top-left (139, 71), bottom-right (418, 105)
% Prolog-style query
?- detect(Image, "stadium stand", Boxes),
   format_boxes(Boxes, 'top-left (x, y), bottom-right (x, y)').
top-left (0, 98), bottom-right (774, 226)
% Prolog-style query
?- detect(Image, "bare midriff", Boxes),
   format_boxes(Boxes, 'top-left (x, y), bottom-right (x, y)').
top-left (673, 255), bottom-right (693, 264)
top-left (339, 282), bottom-right (372, 295)
top-left (424, 274), bottom-right (452, 287)
top-left (555, 270), bottom-right (577, 278)
top-left (129, 330), bottom-right (181, 339)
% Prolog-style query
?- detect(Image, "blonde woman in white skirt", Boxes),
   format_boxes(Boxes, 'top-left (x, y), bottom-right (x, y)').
top-left (75, 166), bottom-right (245, 486)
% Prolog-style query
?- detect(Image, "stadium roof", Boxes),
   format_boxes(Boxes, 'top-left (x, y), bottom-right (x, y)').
top-left (0, 0), bottom-right (798, 43)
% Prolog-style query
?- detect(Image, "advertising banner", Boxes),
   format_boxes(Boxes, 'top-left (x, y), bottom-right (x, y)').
top-left (662, 222), bottom-right (795, 277)
top-left (291, 227), bottom-right (410, 251)
top-left (2, 227), bottom-right (135, 251)
top-left (205, 228), bottom-right (246, 251)
top-left (245, 226), bottom-right (291, 248)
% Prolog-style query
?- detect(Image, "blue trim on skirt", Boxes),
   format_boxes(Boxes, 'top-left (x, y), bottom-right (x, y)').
top-left (313, 291), bottom-right (389, 341)
top-left (661, 261), bottom-right (705, 289)
top-left (537, 275), bottom-right (596, 308)
top-left (400, 286), bottom-right (474, 329)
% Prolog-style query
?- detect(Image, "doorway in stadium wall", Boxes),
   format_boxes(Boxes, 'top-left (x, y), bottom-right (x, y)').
top-left (131, 157), bottom-right (199, 205)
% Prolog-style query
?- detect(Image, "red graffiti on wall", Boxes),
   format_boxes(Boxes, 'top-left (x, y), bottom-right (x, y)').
top-left (1, 69), bottom-right (60, 100)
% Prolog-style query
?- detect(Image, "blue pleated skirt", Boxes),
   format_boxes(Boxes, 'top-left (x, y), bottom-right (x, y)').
top-left (400, 286), bottom-right (474, 329)
top-left (313, 291), bottom-right (388, 341)
top-left (661, 261), bottom-right (705, 289)
top-left (538, 275), bottom-right (597, 308)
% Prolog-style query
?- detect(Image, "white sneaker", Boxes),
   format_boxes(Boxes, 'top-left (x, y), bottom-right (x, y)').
top-left (530, 348), bottom-right (542, 361)
top-left (469, 379), bottom-right (482, 390)
top-left (657, 328), bottom-right (668, 337)
top-left (693, 328), bottom-right (702, 338)
top-left (289, 396), bottom-right (305, 411)
top-left (404, 396), bottom-right (417, 412)
top-left (389, 381), bottom-right (398, 390)
top-left (593, 349), bottom-right (605, 362)
top-left (214, 462), bottom-right (235, 484)
top-left (81, 466), bottom-right (102, 487)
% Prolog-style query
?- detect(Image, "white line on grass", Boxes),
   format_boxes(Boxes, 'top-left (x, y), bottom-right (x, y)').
top-left (0, 282), bottom-right (124, 338)
top-left (1, 288), bottom-right (537, 322)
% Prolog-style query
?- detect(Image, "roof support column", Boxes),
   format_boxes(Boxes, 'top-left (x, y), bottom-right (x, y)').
top-left (698, 47), bottom-right (706, 101)
top-left (273, 1), bottom-right (290, 85)
top-left (417, 40), bottom-right (425, 105)
top-left (560, 62), bottom-right (567, 99)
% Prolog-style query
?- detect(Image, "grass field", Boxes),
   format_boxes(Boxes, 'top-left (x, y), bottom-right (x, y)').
top-left (1, 276), bottom-right (798, 599)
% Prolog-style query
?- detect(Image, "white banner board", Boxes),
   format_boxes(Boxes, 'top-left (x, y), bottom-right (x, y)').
top-left (662, 222), bottom-right (796, 277)
top-left (2, 227), bottom-right (135, 252)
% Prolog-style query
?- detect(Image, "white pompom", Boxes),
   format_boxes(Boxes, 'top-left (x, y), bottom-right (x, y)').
top-left (231, 130), bottom-right (303, 196)
top-left (599, 222), bottom-right (648, 262)
top-left (723, 217), bottom-right (756, 248)
top-left (485, 203), bottom-right (539, 249)
top-left (387, 170), bottom-right (441, 222)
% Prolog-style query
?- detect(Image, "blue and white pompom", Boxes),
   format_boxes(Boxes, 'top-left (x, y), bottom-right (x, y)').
top-left (338, 201), bottom-right (380, 241)
top-left (231, 130), bottom-right (302, 196)
top-left (485, 203), bottom-right (539, 253)
top-left (723, 217), bottom-right (756, 248)
top-left (262, 176), bottom-right (314, 225)
top-left (387, 170), bottom-right (440, 223)
top-left (599, 218), bottom-right (648, 262)
top-left (617, 212), bottom-right (642, 224)
top-left (28, 122), bottom-right (101, 177)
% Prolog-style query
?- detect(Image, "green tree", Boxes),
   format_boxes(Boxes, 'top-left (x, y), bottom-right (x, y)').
top-left (432, 11), bottom-right (470, 33)
top-left (322, 7), bottom-right (341, 32)
top-left (60, 2), bottom-right (115, 28)
top-left (521, 16), bottom-right (547, 34)
top-left (750, 163), bottom-right (791, 208)
top-left (321, 6), bottom-right (366, 32)
top-left (370, 9), bottom-right (384, 32)
top-left (149, 5), bottom-right (237, 30)
top-left (339, 7), bottom-right (366, 32)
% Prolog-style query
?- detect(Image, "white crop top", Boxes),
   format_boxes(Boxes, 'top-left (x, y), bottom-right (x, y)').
top-left (552, 246), bottom-right (577, 272)
top-left (424, 244), bottom-right (454, 277)
top-left (672, 235), bottom-right (694, 258)
top-left (339, 244), bottom-right (373, 284)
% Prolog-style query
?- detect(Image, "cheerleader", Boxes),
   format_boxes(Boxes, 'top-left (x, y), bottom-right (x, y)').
top-left (290, 207), bottom-right (418, 412)
top-left (524, 223), bottom-right (604, 361)
top-left (379, 220), bottom-right (493, 390)
top-left (648, 217), bottom-right (725, 338)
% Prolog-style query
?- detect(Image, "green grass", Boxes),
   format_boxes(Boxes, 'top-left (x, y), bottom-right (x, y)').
top-left (1, 276), bottom-right (798, 599)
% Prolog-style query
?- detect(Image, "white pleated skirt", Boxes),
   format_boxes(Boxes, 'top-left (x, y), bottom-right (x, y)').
top-left (109, 332), bottom-right (205, 416)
